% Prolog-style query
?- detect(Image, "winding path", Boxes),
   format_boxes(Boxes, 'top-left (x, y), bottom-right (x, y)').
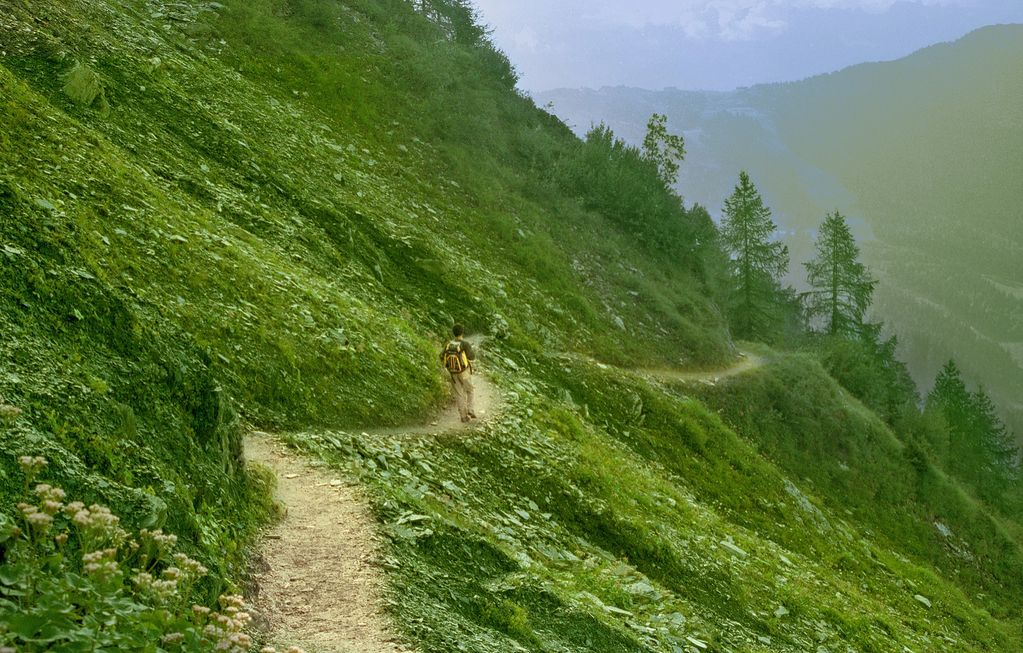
top-left (243, 348), bottom-right (761, 651)
top-left (639, 351), bottom-right (765, 385)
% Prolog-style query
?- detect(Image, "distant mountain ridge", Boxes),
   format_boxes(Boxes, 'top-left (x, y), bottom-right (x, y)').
top-left (538, 23), bottom-right (1023, 439)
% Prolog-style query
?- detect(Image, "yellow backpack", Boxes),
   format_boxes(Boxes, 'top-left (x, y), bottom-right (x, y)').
top-left (443, 340), bottom-right (469, 374)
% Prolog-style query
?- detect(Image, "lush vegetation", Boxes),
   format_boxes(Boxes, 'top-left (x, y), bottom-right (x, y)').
top-left (1, 1), bottom-right (1021, 652)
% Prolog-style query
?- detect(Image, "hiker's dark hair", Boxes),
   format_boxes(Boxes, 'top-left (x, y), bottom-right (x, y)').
top-left (452, 324), bottom-right (465, 337)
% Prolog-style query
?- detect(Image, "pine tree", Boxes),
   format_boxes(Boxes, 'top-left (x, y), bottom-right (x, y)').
top-left (720, 171), bottom-right (789, 340)
top-left (927, 359), bottom-right (974, 473)
top-left (969, 386), bottom-right (1018, 491)
top-left (804, 211), bottom-right (876, 336)
top-left (927, 361), bottom-right (1019, 491)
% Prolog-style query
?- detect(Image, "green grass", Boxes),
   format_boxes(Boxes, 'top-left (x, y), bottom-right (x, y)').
top-left (280, 347), bottom-right (1020, 651)
top-left (1, 0), bottom-right (1021, 650)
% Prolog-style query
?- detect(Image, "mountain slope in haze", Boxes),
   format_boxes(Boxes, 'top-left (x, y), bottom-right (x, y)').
top-left (2, 3), bottom-right (1023, 652)
top-left (538, 24), bottom-right (1023, 441)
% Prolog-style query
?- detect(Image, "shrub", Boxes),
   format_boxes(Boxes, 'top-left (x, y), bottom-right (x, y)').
top-left (62, 62), bottom-right (109, 115)
top-left (0, 457), bottom-right (298, 653)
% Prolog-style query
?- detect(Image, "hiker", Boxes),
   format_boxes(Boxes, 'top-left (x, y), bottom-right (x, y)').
top-left (441, 324), bottom-right (476, 423)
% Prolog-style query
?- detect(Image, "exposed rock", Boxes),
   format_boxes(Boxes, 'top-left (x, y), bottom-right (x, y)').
top-left (720, 538), bottom-right (748, 558)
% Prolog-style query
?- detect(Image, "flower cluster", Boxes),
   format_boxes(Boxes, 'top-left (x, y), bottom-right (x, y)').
top-left (17, 501), bottom-right (53, 532)
top-left (0, 403), bottom-right (23, 422)
top-left (82, 548), bottom-right (120, 580)
top-left (174, 552), bottom-right (209, 577)
top-left (140, 528), bottom-right (179, 557)
top-left (17, 455), bottom-right (46, 485)
top-left (133, 570), bottom-right (180, 602)
top-left (197, 595), bottom-right (254, 653)
top-left (69, 502), bottom-right (121, 533)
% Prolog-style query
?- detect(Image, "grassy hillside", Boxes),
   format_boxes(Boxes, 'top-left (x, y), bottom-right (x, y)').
top-left (538, 24), bottom-right (1023, 442)
top-left (1, 2), bottom-right (1022, 651)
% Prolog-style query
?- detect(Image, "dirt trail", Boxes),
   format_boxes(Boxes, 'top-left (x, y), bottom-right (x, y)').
top-left (245, 435), bottom-right (403, 653)
top-left (372, 373), bottom-right (501, 437)
top-left (245, 366), bottom-right (500, 652)
top-left (243, 342), bottom-right (750, 651)
top-left (638, 351), bottom-right (765, 385)
top-left (557, 350), bottom-right (765, 386)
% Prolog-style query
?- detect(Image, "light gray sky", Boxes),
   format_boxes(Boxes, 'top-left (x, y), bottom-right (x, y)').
top-left (471, 0), bottom-right (1023, 92)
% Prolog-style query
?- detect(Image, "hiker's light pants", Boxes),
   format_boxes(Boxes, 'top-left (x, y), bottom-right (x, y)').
top-left (449, 370), bottom-right (475, 418)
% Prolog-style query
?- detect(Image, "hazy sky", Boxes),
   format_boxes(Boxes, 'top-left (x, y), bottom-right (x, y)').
top-left (471, 0), bottom-right (1023, 92)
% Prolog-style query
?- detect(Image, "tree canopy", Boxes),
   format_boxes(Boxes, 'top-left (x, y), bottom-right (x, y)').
top-left (641, 113), bottom-right (686, 189)
top-left (927, 360), bottom-right (1018, 496)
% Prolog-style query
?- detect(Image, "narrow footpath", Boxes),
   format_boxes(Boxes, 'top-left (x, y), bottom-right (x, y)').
top-left (243, 348), bottom-right (761, 651)
top-left (245, 373), bottom-right (501, 653)
top-left (639, 351), bottom-right (765, 384)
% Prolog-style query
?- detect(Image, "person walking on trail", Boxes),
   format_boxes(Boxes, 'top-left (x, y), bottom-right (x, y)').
top-left (441, 324), bottom-right (476, 423)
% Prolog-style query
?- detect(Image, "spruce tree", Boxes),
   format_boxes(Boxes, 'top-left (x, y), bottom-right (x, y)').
top-left (804, 211), bottom-right (876, 336)
top-left (969, 386), bottom-right (1018, 490)
top-left (928, 361), bottom-right (1018, 490)
top-left (720, 171), bottom-right (789, 340)
top-left (927, 359), bottom-right (973, 473)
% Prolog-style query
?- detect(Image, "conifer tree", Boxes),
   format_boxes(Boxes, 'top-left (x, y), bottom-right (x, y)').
top-left (969, 386), bottom-right (1018, 490)
top-left (804, 211), bottom-right (876, 336)
top-left (720, 171), bottom-right (789, 340)
top-left (927, 359), bottom-right (974, 472)
top-left (928, 360), bottom-right (1018, 490)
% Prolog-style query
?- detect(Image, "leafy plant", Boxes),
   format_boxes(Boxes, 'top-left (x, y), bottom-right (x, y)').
top-left (0, 457), bottom-right (297, 653)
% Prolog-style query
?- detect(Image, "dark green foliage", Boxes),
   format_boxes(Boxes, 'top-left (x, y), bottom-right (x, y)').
top-left (804, 211), bottom-right (876, 337)
top-left (968, 388), bottom-right (1019, 491)
top-left (927, 361), bottom-right (1019, 501)
top-left (62, 62), bottom-right (109, 115)
top-left (817, 326), bottom-right (918, 424)
top-left (720, 171), bottom-right (790, 340)
top-left (693, 355), bottom-right (1023, 614)
top-left (929, 360), bottom-right (977, 473)
top-left (560, 123), bottom-right (701, 263)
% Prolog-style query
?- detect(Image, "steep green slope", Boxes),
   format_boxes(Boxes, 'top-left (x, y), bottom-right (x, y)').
top-left (1, 2), bottom-right (1022, 652)
top-left (0, 0), bottom-right (725, 601)
top-left (289, 350), bottom-right (1023, 651)
top-left (538, 24), bottom-right (1023, 441)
